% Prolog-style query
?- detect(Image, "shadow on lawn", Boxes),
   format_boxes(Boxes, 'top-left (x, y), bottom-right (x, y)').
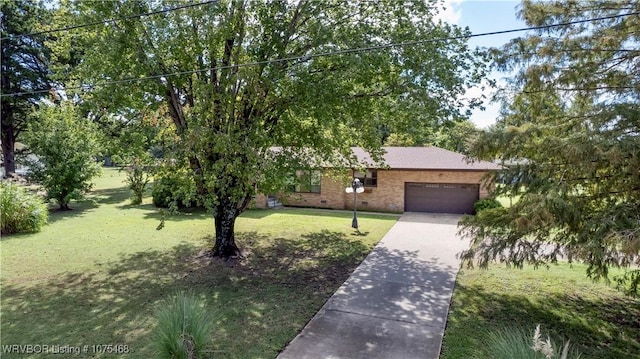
top-left (45, 186), bottom-right (132, 225)
top-left (90, 185), bottom-right (131, 205)
top-left (5, 222), bottom-right (637, 359)
top-left (45, 200), bottom-right (99, 224)
top-left (141, 207), bottom-right (211, 223)
top-left (444, 283), bottom-right (640, 359)
top-left (0, 230), bottom-right (374, 358)
top-left (186, 230), bottom-right (373, 293)
top-left (0, 243), bottom-right (198, 358)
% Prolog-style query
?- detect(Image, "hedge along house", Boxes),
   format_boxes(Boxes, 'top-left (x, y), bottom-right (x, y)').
top-left (254, 146), bottom-right (501, 214)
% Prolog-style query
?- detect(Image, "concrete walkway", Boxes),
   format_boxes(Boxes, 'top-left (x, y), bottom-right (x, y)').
top-left (277, 212), bottom-right (470, 359)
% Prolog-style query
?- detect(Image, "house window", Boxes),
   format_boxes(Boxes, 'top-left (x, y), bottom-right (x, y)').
top-left (354, 169), bottom-right (377, 187)
top-left (294, 170), bottom-right (321, 193)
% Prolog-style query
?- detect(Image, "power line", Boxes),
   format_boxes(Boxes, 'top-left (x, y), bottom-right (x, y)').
top-left (1, 0), bottom-right (219, 41)
top-left (1, 11), bottom-right (638, 98)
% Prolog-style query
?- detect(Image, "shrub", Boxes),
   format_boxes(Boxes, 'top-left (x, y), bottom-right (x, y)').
top-left (474, 198), bottom-right (502, 213)
top-left (477, 325), bottom-right (582, 359)
top-left (1, 182), bottom-right (48, 235)
top-left (121, 157), bottom-right (154, 205)
top-left (152, 292), bottom-right (214, 359)
top-left (126, 163), bottom-right (151, 205)
top-left (151, 165), bottom-right (197, 208)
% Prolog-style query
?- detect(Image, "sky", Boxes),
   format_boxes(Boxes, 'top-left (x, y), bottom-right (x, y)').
top-left (437, 0), bottom-right (524, 128)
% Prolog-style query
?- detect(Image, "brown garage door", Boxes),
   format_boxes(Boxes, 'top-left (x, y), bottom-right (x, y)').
top-left (404, 183), bottom-right (479, 214)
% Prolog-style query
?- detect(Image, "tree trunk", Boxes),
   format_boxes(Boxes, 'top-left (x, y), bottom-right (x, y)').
top-left (1, 123), bottom-right (16, 177)
top-left (212, 202), bottom-right (241, 258)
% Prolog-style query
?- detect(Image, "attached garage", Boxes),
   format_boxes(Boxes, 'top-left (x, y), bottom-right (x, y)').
top-left (404, 182), bottom-right (479, 214)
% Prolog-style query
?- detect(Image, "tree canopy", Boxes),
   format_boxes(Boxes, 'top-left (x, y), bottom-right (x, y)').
top-left (383, 119), bottom-right (479, 155)
top-left (63, 0), bottom-right (486, 257)
top-left (461, 0), bottom-right (640, 295)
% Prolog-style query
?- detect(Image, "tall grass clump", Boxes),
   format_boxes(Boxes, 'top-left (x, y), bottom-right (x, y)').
top-left (152, 291), bottom-right (214, 359)
top-left (1, 181), bottom-right (48, 235)
top-left (478, 325), bottom-right (582, 359)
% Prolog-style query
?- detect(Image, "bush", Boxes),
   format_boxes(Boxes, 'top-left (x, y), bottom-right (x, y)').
top-left (152, 292), bottom-right (214, 359)
top-left (121, 157), bottom-right (154, 205)
top-left (126, 163), bottom-right (151, 205)
top-left (474, 198), bottom-right (502, 213)
top-left (151, 162), bottom-right (197, 208)
top-left (1, 182), bottom-right (48, 235)
top-left (151, 164), bottom-right (197, 208)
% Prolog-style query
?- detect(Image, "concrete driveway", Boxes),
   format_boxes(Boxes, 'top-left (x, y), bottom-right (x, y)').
top-left (277, 212), bottom-right (470, 359)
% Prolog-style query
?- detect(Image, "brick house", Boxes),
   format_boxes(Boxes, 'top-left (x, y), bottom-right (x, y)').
top-left (254, 146), bottom-right (500, 214)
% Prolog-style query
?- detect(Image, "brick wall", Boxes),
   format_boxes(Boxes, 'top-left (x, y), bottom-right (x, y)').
top-left (345, 169), bottom-right (493, 213)
top-left (279, 173), bottom-right (348, 209)
top-left (254, 169), bottom-right (494, 212)
top-left (251, 193), bottom-right (269, 209)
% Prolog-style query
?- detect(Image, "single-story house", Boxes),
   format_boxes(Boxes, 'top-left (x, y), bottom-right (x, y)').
top-left (254, 146), bottom-right (500, 214)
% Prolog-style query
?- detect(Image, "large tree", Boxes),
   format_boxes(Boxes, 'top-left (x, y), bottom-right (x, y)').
top-left (69, 0), bottom-right (485, 258)
top-left (1, 0), bottom-right (52, 176)
top-left (461, 0), bottom-right (640, 295)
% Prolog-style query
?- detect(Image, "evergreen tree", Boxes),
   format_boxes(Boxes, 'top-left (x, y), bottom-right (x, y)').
top-left (461, 0), bottom-right (640, 295)
top-left (1, 0), bottom-right (52, 176)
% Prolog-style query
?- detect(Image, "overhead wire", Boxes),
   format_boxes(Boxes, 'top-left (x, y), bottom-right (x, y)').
top-left (0, 0), bottom-right (220, 41)
top-left (1, 9), bottom-right (638, 98)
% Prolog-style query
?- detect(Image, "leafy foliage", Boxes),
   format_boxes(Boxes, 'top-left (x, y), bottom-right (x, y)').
top-left (23, 102), bottom-right (102, 210)
top-left (384, 132), bottom-right (417, 146)
top-left (152, 291), bottom-right (214, 359)
top-left (0, 181), bottom-right (48, 235)
top-left (109, 111), bottom-right (165, 205)
top-left (432, 120), bottom-right (479, 155)
top-left (151, 163), bottom-right (198, 209)
top-left (122, 157), bottom-right (153, 205)
top-left (384, 120), bottom-right (479, 155)
top-left (461, 0), bottom-right (640, 295)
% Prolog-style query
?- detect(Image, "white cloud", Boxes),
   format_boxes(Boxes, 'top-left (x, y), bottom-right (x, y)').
top-left (434, 0), bottom-right (463, 25)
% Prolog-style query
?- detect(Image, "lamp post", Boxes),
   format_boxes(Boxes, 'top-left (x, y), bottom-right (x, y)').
top-left (345, 178), bottom-right (364, 230)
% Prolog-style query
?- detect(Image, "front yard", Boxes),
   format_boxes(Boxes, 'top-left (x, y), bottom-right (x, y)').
top-left (0, 168), bottom-right (398, 358)
top-left (2, 168), bottom-right (639, 358)
top-left (441, 264), bottom-right (640, 359)
top-left (442, 188), bottom-right (640, 359)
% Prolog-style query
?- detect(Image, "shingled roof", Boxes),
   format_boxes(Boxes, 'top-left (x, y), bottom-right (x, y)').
top-left (352, 146), bottom-right (501, 171)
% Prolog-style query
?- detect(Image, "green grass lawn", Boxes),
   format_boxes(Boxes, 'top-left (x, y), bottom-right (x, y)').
top-left (0, 168), bottom-right (399, 358)
top-left (441, 264), bottom-right (640, 359)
